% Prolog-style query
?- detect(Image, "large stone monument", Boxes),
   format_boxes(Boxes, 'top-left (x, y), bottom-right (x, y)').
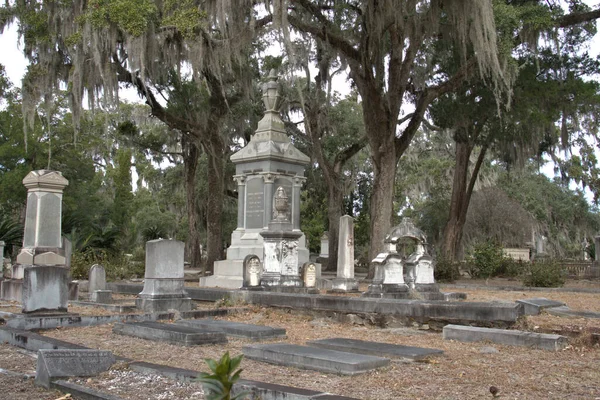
top-left (136, 239), bottom-right (193, 312)
top-left (200, 70), bottom-right (310, 288)
top-left (330, 215), bottom-right (359, 292)
top-left (0, 170), bottom-right (70, 312)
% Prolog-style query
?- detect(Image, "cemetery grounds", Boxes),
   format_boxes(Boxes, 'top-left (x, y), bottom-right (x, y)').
top-left (0, 279), bottom-right (599, 399)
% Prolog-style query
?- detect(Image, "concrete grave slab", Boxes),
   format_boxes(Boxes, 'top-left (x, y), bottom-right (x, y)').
top-left (443, 324), bottom-right (568, 351)
top-left (113, 321), bottom-right (227, 346)
top-left (176, 319), bottom-right (286, 340)
top-left (35, 348), bottom-right (115, 388)
top-left (307, 338), bottom-right (443, 361)
top-left (242, 343), bottom-right (390, 375)
top-left (516, 298), bottom-right (565, 315)
top-left (546, 306), bottom-right (600, 319)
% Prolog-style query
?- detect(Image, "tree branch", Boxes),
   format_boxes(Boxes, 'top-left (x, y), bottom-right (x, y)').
top-left (557, 9), bottom-right (600, 27)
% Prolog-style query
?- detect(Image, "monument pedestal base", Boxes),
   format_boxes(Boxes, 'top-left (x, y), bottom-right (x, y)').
top-left (22, 265), bottom-right (69, 313)
top-left (135, 296), bottom-right (194, 313)
top-left (91, 290), bottom-right (113, 303)
top-left (329, 278), bottom-right (359, 293)
top-left (1, 279), bottom-right (23, 301)
top-left (200, 260), bottom-right (244, 289)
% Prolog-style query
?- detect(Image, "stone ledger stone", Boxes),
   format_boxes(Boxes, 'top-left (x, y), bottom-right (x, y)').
top-left (307, 338), bottom-right (444, 361)
top-left (516, 298), bottom-right (566, 316)
top-left (331, 215), bottom-right (358, 292)
top-left (136, 239), bottom-right (193, 312)
top-left (242, 343), bottom-right (390, 375)
top-left (35, 349), bottom-right (115, 388)
top-left (443, 324), bottom-right (568, 351)
top-left (113, 321), bottom-right (227, 346)
top-left (22, 265), bottom-right (69, 313)
top-left (177, 319), bottom-right (287, 340)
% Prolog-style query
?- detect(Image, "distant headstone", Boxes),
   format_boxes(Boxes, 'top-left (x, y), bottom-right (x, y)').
top-left (319, 232), bottom-right (329, 258)
top-left (89, 264), bottom-right (106, 292)
top-left (35, 349), bottom-right (115, 388)
top-left (136, 239), bottom-right (193, 312)
top-left (331, 215), bottom-right (358, 292)
top-left (243, 255), bottom-right (262, 287)
top-left (302, 262), bottom-right (317, 288)
top-left (595, 236), bottom-right (600, 263)
top-left (0, 240), bottom-right (4, 276)
top-left (503, 248), bottom-right (530, 262)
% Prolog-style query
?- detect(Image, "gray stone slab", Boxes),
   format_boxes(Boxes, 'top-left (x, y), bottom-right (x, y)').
top-left (546, 306), bottom-right (600, 319)
top-left (443, 324), bottom-right (568, 351)
top-left (22, 265), bottom-right (69, 313)
top-left (35, 349), bottom-right (115, 388)
top-left (516, 298), bottom-right (565, 315)
top-left (51, 380), bottom-right (125, 400)
top-left (242, 343), bottom-right (390, 375)
top-left (176, 319), bottom-right (286, 340)
top-left (306, 338), bottom-right (443, 361)
top-left (113, 321), bottom-right (227, 346)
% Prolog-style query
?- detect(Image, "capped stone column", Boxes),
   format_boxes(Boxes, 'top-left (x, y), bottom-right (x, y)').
top-left (136, 239), bottom-right (193, 312)
top-left (16, 170), bottom-right (69, 269)
top-left (330, 215), bottom-right (359, 292)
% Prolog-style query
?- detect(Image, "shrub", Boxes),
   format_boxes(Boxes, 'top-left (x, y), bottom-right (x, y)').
top-left (70, 249), bottom-right (144, 280)
top-left (496, 258), bottom-right (526, 278)
top-left (465, 240), bottom-right (506, 279)
top-left (196, 352), bottom-right (248, 400)
top-left (434, 255), bottom-right (460, 282)
top-left (522, 259), bottom-right (565, 287)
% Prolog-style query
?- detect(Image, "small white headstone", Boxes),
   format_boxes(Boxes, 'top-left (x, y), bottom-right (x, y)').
top-left (243, 255), bottom-right (262, 287)
top-left (302, 262), bottom-right (317, 288)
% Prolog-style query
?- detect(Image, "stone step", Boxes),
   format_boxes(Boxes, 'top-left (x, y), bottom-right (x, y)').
top-left (113, 321), bottom-right (227, 346)
top-left (443, 324), bottom-right (568, 351)
top-left (515, 298), bottom-right (565, 315)
top-left (176, 319), bottom-right (286, 340)
top-left (307, 338), bottom-right (443, 361)
top-left (242, 343), bottom-right (389, 375)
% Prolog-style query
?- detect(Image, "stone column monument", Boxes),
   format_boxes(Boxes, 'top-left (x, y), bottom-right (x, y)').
top-left (0, 170), bottom-right (70, 312)
top-left (200, 70), bottom-right (310, 289)
top-left (331, 215), bottom-right (359, 292)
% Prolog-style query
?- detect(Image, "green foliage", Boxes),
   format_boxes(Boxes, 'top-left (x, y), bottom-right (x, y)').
top-left (111, 148), bottom-right (134, 234)
top-left (86, 0), bottom-right (157, 36)
top-left (70, 249), bottom-right (144, 280)
top-left (196, 352), bottom-right (247, 400)
top-left (0, 214), bottom-right (23, 257)
top-left (465, 240), bottom-right (509, 279)
top-left (522, 259), bottom-right (565, 288)
top-left (162, 0), bottom-right (207, 39)
top-left (433, 255), bottom-right (460, 283)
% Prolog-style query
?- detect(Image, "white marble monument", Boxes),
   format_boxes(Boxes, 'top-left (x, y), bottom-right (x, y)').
top-left (331, 215), bottom-right (359, 292)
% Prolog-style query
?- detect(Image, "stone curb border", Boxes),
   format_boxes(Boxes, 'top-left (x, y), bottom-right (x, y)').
top-left (440, 284), bottom-right (600, 294)
top-left (51, 380), bottom-right (125, 400)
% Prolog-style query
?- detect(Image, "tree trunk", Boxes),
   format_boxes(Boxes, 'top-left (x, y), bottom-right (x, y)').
top-left (442, 141), bottom-right (471, 262)
top-left (326, 182), bottom-right (344, 272)
top-left (204, 140), bottom-right (225, 274)
top-left (182, 136), bottom-right (202, 270)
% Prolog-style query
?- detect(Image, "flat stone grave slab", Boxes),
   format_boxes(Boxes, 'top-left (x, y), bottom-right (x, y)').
top-left (113, 321), bottom-right (227, 346)
top-left (306, 338), bottom-right (443, 362)
top-left (546, 306), bottom-right (600, 319)
top-left (242, 343), bottom-right (389, 375)
top-left (176, 319), bottom-right (286, 340)
top-left (443, 324), bottom-right (568, 351)
top-left (516, 298), bottom-right (565, 315)
top-left (35, 349), bottom-right (115, 388)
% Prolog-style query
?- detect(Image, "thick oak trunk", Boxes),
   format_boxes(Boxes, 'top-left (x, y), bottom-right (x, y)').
top-left (325, 182), bottom-right (344, 271)
top-left (182, 137), bottom-right (202, 270)
top-left (204, 142), bottom-right (225, 274)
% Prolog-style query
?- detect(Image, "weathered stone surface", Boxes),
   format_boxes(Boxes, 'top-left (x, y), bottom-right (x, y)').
top-left (35, 349), bottom-right (114, 388)
top-left (546, 306), bottom-right (600, 319)
top-left (0, 279), bottom-right (22, 301)
top-left (516, 298), bottom-right (565, 315)
top-left (242, 343), bottom-right (389, 375)
top-left (91, 290), bottom-right (113, 303)
top-left (335, 216), bottom-right (357, 290)
top-left (113, 321), bottom-right (227, 346)
top-left (307, 338), bottom-right (443, 361)
top-left (22, 265), bottom-right (69, 313)
top-left (177, 319), bottom-right (286, 340)
top-left (89, 264), bottom-right (107, 294)
top-left (51, 380), bottom-right (124, 400)
top-left (443, 324), bottom-right (568, 350)
top-left (68, 281), bottom-right (79, 301)
top-left (243, 254), bottom-right (262, 287)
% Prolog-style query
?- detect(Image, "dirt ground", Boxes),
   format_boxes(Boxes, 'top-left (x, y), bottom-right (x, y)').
top-left (2, 283), bottom-right (600, 399)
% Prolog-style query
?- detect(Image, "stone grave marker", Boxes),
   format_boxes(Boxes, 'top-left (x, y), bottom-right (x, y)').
top-left (242, 254), bottom-right (262, 288)
top-left (331, 216), bottom-right (358, 292)
top-left (307, 338), bottom-right (443, 362)
top-left (443, 325), bottom-right (568, 351)
top-left (302, 262), bottom-right (317, 288)
top-left (89, 264), bottom-right (113, 303)
top-left (22, 266), bottom-right (69, 313)
top-left (35, 349), bottom-right (115, 388)
top-left (516, 298), bottom-right (565, 315)
top-left (113, 321), bottom-right (227, 346)
top-left (177, 319), bottom-right (286, 340)
top-left (243, 343), bottom-right (389, 375)
top-left (136, 239), bottom-right (193, 312)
